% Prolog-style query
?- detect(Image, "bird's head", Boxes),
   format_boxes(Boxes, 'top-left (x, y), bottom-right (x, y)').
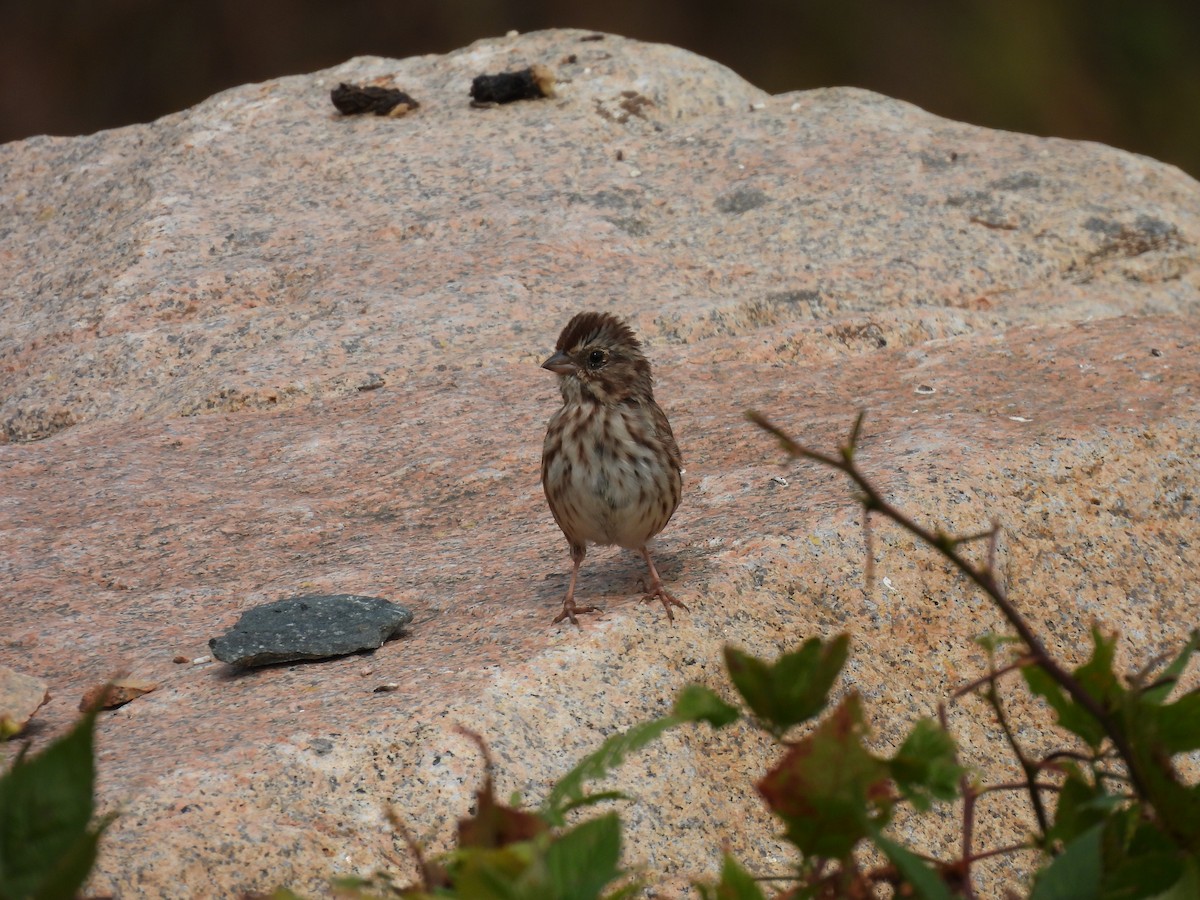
top-left (542, 311), bottom-right (654, 405)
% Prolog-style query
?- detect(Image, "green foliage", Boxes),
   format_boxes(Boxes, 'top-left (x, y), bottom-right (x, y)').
top-left (543, 814), bottom-right (624, 900)
top-left (738, 411), bottom-right (1200, 897)
top-left (1023, 624), bottom-right (1200, 858)
top-left (541, 682), bottom-right (739, 828)
top-left (441, 814), bottom-right (625, 900)
top-left (723, 635), bottom-right (848, 739)
top-left (539, 717), bottom-right (674, 829)
top-left (1139, 631), bottom-right (1199, 705)
top-left (373, 631), bottom-right (964, 898)
top-left (869, 828), bottom-right (955, 900)
top-left (888, 718), bottom-right (963, 812)
top-left (1023, 627), bottom-right (1117, 749)
top-left (1015, 630), bottom-right (1200, 897)
top-left (1043, 764), bottom-right (1122, 846)
top-left (55, 411), bottom-right (1200, 900)
top-left (1029, 824), bottom-right (1103, 900)
top-left (756, 693), bottom-right (892, 859)
top-left (0, 706), bottom-right (113, 900)
top-left (727, 641), bottom-right (964, 891)
top-left (696, 855), bottom-right (767, 900)
top-left (672, 683), bottom-right (741, 729)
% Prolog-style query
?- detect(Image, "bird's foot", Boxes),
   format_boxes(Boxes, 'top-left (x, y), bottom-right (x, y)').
top-left (641, 583), bottom-right (689, 623)
top-left (553, 598), bottom-right (601, 627)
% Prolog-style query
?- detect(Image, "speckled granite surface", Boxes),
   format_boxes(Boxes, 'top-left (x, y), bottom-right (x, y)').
top-left (1, 28), bottom-right (1198, 899)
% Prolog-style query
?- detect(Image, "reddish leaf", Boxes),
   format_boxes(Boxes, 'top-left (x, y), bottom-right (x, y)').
top-left (456, 773), bottom-right (546, 849)
top-left (756, 693), bottom-right (893, 860)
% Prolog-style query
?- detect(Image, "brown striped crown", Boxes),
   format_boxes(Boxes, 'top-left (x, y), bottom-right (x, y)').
top-left (554, 311), bottom-right (641, 356)
top-left (544, 311), bottom-right (654, 405)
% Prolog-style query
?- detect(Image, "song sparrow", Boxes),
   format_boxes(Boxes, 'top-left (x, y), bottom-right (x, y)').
top-left (540, 311), bottom-right (687, 625)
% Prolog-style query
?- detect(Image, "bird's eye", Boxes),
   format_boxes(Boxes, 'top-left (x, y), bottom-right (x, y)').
top-left (586, 349), bottom-right (607, 369)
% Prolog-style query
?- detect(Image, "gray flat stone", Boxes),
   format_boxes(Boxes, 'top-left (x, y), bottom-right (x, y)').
top-left (209, 594), bottom-right (413, 667)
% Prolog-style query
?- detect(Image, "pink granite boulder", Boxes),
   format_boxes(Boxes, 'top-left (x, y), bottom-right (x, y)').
top-left (1, 28), bottom-right (1197, 899)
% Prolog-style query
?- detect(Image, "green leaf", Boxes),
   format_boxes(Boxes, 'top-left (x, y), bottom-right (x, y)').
top-left (974, 632), bottom-right (1022, 656)
top-left (447, 843), bottom-right (537, 900)
top-left (1030, 824), bottom-right (1103, 900)
top-left (554, 791), bottom-right (631, 819)
top-left (0, 706), bottom-right (110, 900)
top-left (1022, 663), bottom-right (1106, 749)
top-left (543, 681), bottom-right (744, 829)
top-left (542, 716), bottom-right (678, 827)
top-left (673, 684), bottom-right (740, 729)
top-left (1103, 850), bottom-right (1189, 899)
top-left (545, 813), bottom-right (623, 900)
top-left (756, 693), bottom-right (891, 860)
top-left (869, 828), bottom-right (954, 900)
top-left (1123, 723), bottom-right (1200, 853)
top-left (1074, 627), bottom-right (1122, 708)
top-left (724, 635), bottom-right (849, 739)
top-left (1140, 630), bottom-right (1199, 705)
top-left (1151, 855), bottom-right (1200, 900)
top-left (1024, 628), bottom-right (1133, 751)
top-left (888, 718), bottom-right (962, 811)
top-left (1045, 766), bottom-right (1120, 846)
top-left (1148, 690), bottom-right (1200, 754)
top-left (708, 854), bottom-right (767, 900)
top-left (541, 683), bottom-right (740, 830)
top-left (25, 816), bottom-right (112, 900)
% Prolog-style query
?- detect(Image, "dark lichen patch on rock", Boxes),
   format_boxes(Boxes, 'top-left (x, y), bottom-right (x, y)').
top-left (209, 594), bottom-right (414, 667)
top-left (2, 406), bottom-right (78, 443)
top-left (1085, 215), bottom-right (1185, 258)
top-left (715, 187), bottom-right (770, 214)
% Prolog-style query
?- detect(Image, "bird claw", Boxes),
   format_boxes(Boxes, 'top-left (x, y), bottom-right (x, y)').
top-left (553, 599), bottom-right (601, 627)
top-left (641, 586), bottom-right (689, 623)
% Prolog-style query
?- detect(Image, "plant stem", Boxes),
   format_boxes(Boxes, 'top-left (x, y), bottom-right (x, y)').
top-left (747, 411), bottom-right (1152, 806)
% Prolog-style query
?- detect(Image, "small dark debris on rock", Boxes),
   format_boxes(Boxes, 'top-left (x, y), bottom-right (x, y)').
top-left (470, 65), bottom-right (556, 106)
top-left (580, 33), bottom-right (605, 41)
top-left (331, 83), bottom-right (420, 117)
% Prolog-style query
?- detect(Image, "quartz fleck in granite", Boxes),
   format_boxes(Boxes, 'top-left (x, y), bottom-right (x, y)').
top-left (0, 27), bottom-right (1198, 899)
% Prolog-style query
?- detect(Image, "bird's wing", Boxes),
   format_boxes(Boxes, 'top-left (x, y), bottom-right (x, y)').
top-left (650, 400), bottom-right (683, 474)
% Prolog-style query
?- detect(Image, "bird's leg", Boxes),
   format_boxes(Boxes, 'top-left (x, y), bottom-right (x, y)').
top-left (639, 547), bottom-right (689, 623)
top-left (553, 545), bottom-right (601, 626)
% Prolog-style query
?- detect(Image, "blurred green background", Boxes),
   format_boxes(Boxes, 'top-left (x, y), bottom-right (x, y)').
top-left (2, 0), bottom-right (1197, 178)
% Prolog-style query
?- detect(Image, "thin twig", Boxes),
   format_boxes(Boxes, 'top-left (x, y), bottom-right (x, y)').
top-left (746, 410), bottom-right (1152, 805)
top-left (952, 657), bottom-right (1034, 699)
top-left (986, 670), bottom-right (1051, 836)
top-left (965, 843), bottom-right (1035, 864)
top-left (863, 511), bottom-right (875, 597)
top-left (975, 781), bottom-right (1062, 797)
top-left (987, 525), bottom-right (1000, 569)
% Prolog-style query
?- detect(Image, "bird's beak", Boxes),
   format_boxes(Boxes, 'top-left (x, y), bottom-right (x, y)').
top-left (541, 351), bottom-right (576, 375)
